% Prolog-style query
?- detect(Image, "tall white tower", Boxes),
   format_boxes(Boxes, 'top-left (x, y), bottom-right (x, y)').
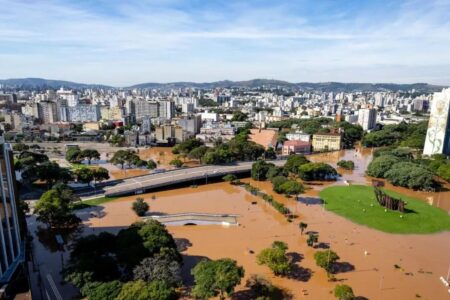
top-left (423, 88), bottom-right (450, 156)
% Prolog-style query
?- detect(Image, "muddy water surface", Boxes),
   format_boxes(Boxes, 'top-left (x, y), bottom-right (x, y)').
top-left (85, 181), bottom-right (450, 300)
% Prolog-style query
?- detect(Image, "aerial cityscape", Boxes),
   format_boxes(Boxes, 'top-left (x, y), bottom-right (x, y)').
top-left (0, 1), bottom-right (449, 300)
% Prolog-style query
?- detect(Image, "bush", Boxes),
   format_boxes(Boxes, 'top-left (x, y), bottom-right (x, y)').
top-left (169, 159), bottom-right (183, 168)
top-left (132, 198), bottom-right (149, 216)
top-left (147, 160), bottom-right (157, 169)
top-left (337, 160), bottom-right (355, 170)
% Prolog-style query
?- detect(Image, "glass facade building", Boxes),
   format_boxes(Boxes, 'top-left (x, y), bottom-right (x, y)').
top-left (0, 138), bottom-right (24, 286)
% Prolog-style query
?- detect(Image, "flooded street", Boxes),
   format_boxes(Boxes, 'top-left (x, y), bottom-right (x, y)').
top-left (28, 147), bottom-right (450, 299)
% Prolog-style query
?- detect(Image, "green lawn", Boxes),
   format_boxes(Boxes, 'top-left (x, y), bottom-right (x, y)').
top-left (319, 185), bottom-right (450, 234)
top-left (72, 196), bottom-right (119, 210)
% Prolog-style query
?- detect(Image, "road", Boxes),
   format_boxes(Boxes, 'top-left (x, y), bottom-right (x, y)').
top-left (104, 159), bottom-right (286, 197)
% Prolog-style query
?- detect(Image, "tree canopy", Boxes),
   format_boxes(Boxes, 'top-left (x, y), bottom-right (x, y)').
top-left (192, 258), bottom-right (244, 300)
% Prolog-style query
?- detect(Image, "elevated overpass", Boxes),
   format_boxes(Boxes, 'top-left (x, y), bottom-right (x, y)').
top-left (104, 159), bottom-right (285, 197)
top-left (142, 213), bottom-right (239, 226)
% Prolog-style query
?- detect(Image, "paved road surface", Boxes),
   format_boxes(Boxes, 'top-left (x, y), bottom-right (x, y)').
top-left (104, 160), bottom-right (285, 197)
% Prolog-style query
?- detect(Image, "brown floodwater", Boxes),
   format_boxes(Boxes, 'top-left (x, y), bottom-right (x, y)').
top-left (83, 181), bottom-right (450, 300)
top-left (109, 168), bottom-right (150, 180)
top-left (138, 147), bottom-right (200, 169)
top-left (307, 147), bottom-right (450, 212)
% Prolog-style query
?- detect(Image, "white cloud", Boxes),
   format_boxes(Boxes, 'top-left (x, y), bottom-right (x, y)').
top-left (0, 0), bottom-right (449, 85)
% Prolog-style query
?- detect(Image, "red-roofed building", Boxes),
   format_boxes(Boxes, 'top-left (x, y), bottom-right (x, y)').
top-left (282, 140), bottom-right (311, 155)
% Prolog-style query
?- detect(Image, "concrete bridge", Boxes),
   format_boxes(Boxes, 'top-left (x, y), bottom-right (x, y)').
top-left (104, 159), bottom-right (285, 197)
top-left (142, 213), bottom-right (239, 226)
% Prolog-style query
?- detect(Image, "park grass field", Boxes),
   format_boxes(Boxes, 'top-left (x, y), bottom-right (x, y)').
top-left (319, 185), bottom-right (450, 234)
top-left (72, 196), bottom-right (119, 210)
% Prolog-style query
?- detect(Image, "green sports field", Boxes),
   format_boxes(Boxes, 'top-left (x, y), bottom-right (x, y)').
top-left (319, 185), bottom-right (450, 234)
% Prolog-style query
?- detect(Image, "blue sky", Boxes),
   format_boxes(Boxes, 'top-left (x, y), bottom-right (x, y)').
top-left (1, 0), bottom-right (450, 86)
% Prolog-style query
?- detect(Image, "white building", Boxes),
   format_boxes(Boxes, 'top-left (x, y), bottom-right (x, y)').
top-left (357, 108), bottom-right (377, 131)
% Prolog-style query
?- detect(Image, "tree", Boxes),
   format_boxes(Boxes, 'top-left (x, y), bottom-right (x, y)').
top-left (82, 281), bottom-right (123, 300)
top-left (385, 162), bottom-right (436, 191)
top-left (245, 275), bottom-right (289, 300)
top-left (133, 255), bottom-right (182, 287)
top-left (110, 150), bottom-right (139, 169)
top-left (169, 159), bottom-right (183, 168)
top-left (307, 233), bottom-right (318, 247)
top-left (116, 280), bottom-right (177, 300)
top-left (266, 166), bottom-right (287, 180)
top-left (222, 174), bottom-right (237, 182)
top-left (188, 146), bottom-right (209, 163)
top-left (437, 163), bottom-right (450, 182)
top-left (74, 168), bottom-right (94, 185)
top-left (34, 185), bottom-right (81, 228)
top-left (284, 154), bottom-right (310, 173)
top-left (264, 147), bottom-right (277, 159)
top-left (231, 111), bottom-right (248, 122)
top-left (81, 149), bottom-right (100, 164)
top-left (337, 160), bottom-right (355, 170)
top-left (256, 242), bottom-right (292, 276)
top-left (66, 147), bottom-right (82, 163)
top-left (93, 167), bottom-right (110, 184)
top-left (147, 159), bottom-right (157, 170)
top-left (192, 258), bottom-right (244, 300)
top-left (279, 180), bottom-right (304, 196)
top-left (36, 161), bottom-right (73, 188)
top-left (271, 176), bottom-right (288, 193)
top-left (110, 134), bottom-right (125, 147)
top-left (251, 160), bottom-right (274, 181)
top-left (115, 220), bottom-right (181, 268)
top-left (298, 162), bottom-right (337, 181)
top-left (132, 198), bottom-right (149, 217)
top-left (366, 155), bottom-right (401, 178)
top-left (299, 222), bottom-right (308, 235)
top-left (314, 250), bottom-right (339, 276)
top-left (12, 143), bottom-right (29, 152)
top-left (334, 284), bottom-right (355, 300)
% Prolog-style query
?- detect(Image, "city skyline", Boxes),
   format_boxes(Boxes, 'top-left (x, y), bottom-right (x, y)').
top-left (1, 0), bottom-right (450, 86)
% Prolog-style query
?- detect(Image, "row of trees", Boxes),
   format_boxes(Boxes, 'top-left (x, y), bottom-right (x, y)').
top-left (172, 128), bottom-right (271, 165)
top-left (66, 148), bottom-right (101, 164)
top-left (110, 149), bottom-right (156, 169)
top-left (362, 121), bottom-right (427, 149)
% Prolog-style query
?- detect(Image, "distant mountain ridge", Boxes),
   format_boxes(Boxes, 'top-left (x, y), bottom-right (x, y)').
top-left (0, 78), bottom-right (112, 89)
top-left (0, 77), bottom-right (446, 92)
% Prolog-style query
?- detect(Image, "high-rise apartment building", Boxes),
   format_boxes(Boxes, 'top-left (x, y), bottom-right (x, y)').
top-left (0, 137), bottom-right (25, 295)
top-left (423, 88), bottom-right (450, 156)
top-left (357, 108), bottom-right (377, 131)
top-left (38, 101), bottom-right (58, 124)
top-left (158, 100), bottom-right (175, 120)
